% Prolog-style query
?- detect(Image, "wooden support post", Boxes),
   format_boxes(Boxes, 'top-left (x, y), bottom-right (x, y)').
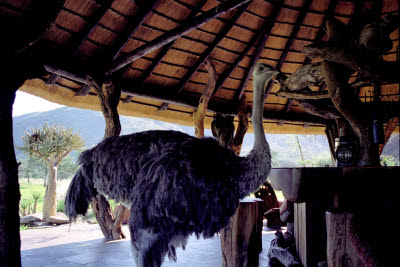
top-left (294, 198), bottom-right (334, 267)
top-left (325, 211), bottom-right (363, 267)
top-left (86, 77), bottom-right (127, 240)
top-left (231, 95), bottom-right (249, 155)
top-left (122, 95), bottom-right (133, 104)
top-left (193, 59), bottom-right (216, 138)
top-left (0, 1), bottom-right (64, 264)
top-left (45, 74), bottom-right (60, 85)
top-left (75, 84), bottom-right (92, 96)
top-left (211, 99), bottom-right (263, 265)
top-left (0, 84), bottom-right (22, 267)
top-left (221, 199), bottom-right (263, 267)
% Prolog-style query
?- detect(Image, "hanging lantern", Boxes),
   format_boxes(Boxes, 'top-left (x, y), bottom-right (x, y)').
top-left (335, 136), bottom-right (357, 167)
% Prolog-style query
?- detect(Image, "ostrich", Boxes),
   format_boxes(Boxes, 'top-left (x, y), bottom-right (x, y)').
top-left (65, 63), bottom-right (278, 266)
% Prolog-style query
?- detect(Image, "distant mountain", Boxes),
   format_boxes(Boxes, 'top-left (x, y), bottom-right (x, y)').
top-left (12, 106), bottom-right (398, 165)
top-left (13, 107), bottom-right (197, 158)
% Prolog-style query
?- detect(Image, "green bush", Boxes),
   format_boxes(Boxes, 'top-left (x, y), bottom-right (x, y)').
top-left (57, 200), bottom-right (65, 212)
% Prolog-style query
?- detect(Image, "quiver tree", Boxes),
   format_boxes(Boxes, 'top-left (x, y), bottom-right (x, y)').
top-left (274, 12), bottom-right (400, 167)
top-left (18, 123), bottom-right (85, 221)
top-left (31, 191), bottom-right (42, 214)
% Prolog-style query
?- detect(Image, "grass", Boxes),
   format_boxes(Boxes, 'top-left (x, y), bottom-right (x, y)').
top-left (19, 181), bottom-right (46, 214)
top-left (20, 224), bottom-right (30, 231)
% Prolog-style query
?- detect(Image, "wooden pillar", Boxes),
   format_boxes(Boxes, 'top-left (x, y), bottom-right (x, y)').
top-left (87, 77), bottom-right (126, 240)
top-left (231, 95), bottom-right (250, 155)
top-left (325, 211), bottom-right (363, 267)
top-left (0, 80), bottom-right (23, 266)
top-left (193, 58), bottom-right (216, 138)
top-left (221, 199), bottom-right (263, 267)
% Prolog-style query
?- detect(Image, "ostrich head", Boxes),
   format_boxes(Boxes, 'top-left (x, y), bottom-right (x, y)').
top-left (252, 63), bottom-right (279, 92)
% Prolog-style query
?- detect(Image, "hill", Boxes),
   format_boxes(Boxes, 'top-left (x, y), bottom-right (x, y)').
top-left (13, 107), bottom-right (398, 166)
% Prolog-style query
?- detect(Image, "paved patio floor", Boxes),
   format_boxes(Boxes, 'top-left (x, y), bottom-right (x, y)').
top-left (21, 222), bottom-right (277, 266)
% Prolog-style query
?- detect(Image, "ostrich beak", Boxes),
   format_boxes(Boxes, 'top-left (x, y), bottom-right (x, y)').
top-left (266, 70), bottom-right (280, 82)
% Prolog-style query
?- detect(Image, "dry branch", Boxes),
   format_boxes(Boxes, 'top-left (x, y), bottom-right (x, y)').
top-left (274, 72), bottom-right (341, 119)
top-left (302, 44), bottom-right (400, 82)
top-left (358, 14), bottom-right (400, 54)
top-left (280, 63), bottom-right (324, 91)
top-left (193, 59), bottom-right (217, 138)
top-left (231, 95), bottom-right (250, 155)
top-left (276, 89), bottom-right (330, 100)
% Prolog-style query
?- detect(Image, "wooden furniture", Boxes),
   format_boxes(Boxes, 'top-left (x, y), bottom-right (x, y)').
top-left (269, 167), bottom-right (400, 267)
top-left (221, 198), bottom-right (263, 267)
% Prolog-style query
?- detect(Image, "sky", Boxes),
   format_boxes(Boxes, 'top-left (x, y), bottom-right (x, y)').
top-left (13, 91), bottom-right (64, 117)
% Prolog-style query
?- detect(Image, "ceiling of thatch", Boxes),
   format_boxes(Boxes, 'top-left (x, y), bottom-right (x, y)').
top-left (1, 0), bottom-right (399, 134)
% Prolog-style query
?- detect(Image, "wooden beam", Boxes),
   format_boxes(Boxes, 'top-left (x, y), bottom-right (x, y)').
top-left (122, 95), bottom-right (133, 103)
top-left (177, 2), bottom-right (249, 95)
top-left (157, 102), bottom-right (169, 111)
top-left (106, 0), bottom-right (251, 74)
top-left (44, 64), bottom-right (87, 84)
top-left (109, 0), bottom-right (160, 62)
top-left (139, 0), bottom-right (208, 85)
top-left (45, 74), bottom-right (60, 85)
top-left (70, 0), bottom-right (114, 53)
top-left (42, 64), bottom-right (329, 125)
top-left (120, 84), bottom-right (328, 125)
top-left (264, 0), bottom-right (314, 98)
top-left (234, 0), bottom-right (284, 101)
top-left (157, 1), bottom-right (247, 111)
top-left (277, 98), bottom-right (294, 126)
top-left (75, 84), bottom-right (92, 96)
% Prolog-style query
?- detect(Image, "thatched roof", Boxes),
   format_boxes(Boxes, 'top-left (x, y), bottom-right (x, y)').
top-left (1, 0), bottom-right (399, 134)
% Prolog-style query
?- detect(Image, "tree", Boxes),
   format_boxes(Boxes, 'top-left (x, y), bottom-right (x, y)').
top-left (17, 123), bottom-right (85, 221)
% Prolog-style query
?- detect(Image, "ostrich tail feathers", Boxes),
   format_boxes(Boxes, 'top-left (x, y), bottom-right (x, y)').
top-left (65, 150), bottom-right (95, 222)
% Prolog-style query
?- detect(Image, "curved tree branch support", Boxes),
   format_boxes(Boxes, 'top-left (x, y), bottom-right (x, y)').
top-left (231, 95), bottom-right (250, 155)
top-left (193, 59), bottom-right (217, 138)
top-left (87, 77), bottom-right (126, 240)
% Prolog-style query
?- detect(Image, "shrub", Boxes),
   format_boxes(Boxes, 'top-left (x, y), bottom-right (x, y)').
top-left (57, 200), bottom-right (65, 212)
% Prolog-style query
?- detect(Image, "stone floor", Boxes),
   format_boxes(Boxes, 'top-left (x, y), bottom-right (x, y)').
top-left (21, 222), bottom-right (278, 266)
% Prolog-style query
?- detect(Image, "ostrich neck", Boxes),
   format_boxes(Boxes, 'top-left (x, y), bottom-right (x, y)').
top-left (252, 77), bottom-right (268, 146)
top-left (238, 76), bottom-right (271, 198)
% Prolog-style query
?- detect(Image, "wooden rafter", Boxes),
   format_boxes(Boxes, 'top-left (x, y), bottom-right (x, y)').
top-left (234, 0), bottom-right (284, 102)
top-left (45, 74), bottom-right (60, 85)
top-left (176, 2), bottom-right (249, 96)
top-left (139, 0), bottom-right (207, 86)
top-left (75, 84), bottom-right (92, 96)
top-left (108, 0), bottom-right (160, 62)
top-left (106, 0), bottom-right (251, 74)
top-left (122, 85), bottom-right (328, 125)
top-left (70, 0), bottom-right (114, 53)
top-left (155, 1), bottom-right (249, 111)
top-left (264, 0), bottom-right (314, 99)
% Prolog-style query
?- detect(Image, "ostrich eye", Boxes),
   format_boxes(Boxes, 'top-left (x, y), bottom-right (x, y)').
top-left (258, 66), bottom-right (263, 71)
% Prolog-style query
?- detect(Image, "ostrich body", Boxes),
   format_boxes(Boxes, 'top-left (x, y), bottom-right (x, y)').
top-left (65, 63), bottom-right (278, 266)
